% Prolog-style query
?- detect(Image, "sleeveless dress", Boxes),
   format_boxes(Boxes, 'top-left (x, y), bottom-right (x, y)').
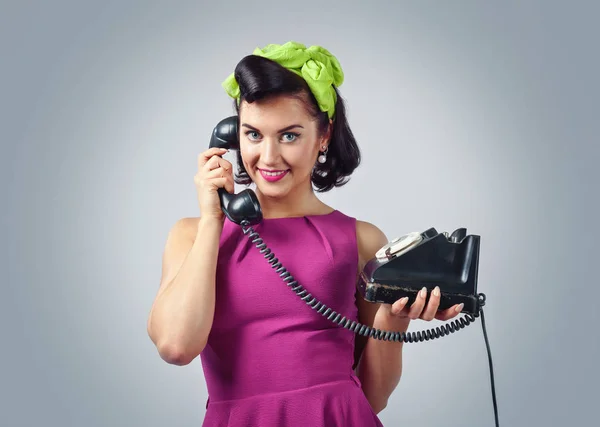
top-left (200, 210), bottom-right (384, 427)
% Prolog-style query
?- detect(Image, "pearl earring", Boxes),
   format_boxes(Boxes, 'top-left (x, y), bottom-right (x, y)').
top-left (317, 146), bottom-right (328, 164)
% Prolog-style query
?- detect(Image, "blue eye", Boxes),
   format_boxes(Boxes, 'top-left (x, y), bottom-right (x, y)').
top-left (245, 131), bottom-right (261, 141)
top-left (282, 132), bottom-right (300, 142)
top-left (244, 131), bottom-right (300, 142)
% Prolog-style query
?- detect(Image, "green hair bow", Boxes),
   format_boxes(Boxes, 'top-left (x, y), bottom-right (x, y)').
top-left (222, 41), bottom-right (344, 119)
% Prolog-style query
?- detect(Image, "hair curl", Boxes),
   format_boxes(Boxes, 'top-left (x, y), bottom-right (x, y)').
top-left (230, 55), bottom-right (360, 192)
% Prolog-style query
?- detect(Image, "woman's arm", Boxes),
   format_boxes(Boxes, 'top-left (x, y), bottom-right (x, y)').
top-left (353, 220), bottom-right (407, 414)
top-left (147, 216), bottom-right (223, 365)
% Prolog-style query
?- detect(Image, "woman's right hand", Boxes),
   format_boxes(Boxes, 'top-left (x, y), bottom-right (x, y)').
top-left (195, 147), bottom-right (235, 221)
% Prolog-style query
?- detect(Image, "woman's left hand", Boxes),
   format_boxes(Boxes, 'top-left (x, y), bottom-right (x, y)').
top-left (377, 286), bottom-right (464, 322)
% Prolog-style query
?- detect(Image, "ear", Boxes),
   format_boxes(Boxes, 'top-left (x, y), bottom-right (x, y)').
top-left (320, 119), bottom-right (333, 149)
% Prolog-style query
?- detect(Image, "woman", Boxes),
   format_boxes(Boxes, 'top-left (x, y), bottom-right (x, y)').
top-left (147, 41), bottom-right (463, 426)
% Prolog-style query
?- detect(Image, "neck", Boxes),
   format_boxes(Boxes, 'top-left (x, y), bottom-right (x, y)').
top-left (255, 180), bottom-right (328, 218)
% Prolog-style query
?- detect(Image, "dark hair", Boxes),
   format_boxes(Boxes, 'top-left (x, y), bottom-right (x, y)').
top-left (230, 54), bottom-right (361, 192)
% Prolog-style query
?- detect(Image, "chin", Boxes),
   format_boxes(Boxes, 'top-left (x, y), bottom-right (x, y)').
top-left (257, 187), bottom-right (290, 199)
top-left (255, 180), bottom-right (293, 199)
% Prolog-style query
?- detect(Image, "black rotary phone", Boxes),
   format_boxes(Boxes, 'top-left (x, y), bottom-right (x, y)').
top-left (358, 228), bottom-right (484, 315)
top-left (208, 116), bottom-right (499, 426)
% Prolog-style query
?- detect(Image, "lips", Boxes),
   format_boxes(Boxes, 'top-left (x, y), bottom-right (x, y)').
top-left (258, 168), bottom-right (289, 182)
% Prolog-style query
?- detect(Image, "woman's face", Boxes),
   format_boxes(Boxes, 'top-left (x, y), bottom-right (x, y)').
top-left (238, 94), bottom-right (329, 199)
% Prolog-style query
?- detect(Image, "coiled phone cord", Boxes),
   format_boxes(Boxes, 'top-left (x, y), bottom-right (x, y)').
top-left (241, 221), bottom-right (499, 427)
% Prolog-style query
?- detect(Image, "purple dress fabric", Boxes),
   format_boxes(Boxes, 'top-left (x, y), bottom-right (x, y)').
top-left (200, 210), bottom-right (384, 426)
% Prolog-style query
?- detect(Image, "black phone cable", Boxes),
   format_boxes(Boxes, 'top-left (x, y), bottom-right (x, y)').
top-left (242, 221), bottom-right (499, 427)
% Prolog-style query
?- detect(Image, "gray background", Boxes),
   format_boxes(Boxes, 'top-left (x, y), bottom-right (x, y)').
top-left (2, 1), bottom-right (598, 426)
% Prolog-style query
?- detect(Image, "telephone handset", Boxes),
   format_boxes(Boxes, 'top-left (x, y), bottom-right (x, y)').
top-left (209, 116), bottom-right (263, 226)
top-left (208, 116), bottom-right (499, 426)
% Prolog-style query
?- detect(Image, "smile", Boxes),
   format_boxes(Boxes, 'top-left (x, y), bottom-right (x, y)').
top-left (258, 169), bottom-right (289, 182)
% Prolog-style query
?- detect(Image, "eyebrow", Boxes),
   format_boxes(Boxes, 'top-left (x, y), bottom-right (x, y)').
top-left (241, 123), bottom-right (304, 133)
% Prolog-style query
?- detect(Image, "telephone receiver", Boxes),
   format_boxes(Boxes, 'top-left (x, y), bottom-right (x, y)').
top-left (208, 116), bottom-right (263, 225)
top-left (207, 117), bottom-right (499, 427)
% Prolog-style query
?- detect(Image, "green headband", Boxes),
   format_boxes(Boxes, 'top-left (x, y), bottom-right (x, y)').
top-left (222, 41), bottom-right (344, 119)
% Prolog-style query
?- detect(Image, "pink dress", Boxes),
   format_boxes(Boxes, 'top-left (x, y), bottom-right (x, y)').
top-left (200, 210), bottom-right (384, 426)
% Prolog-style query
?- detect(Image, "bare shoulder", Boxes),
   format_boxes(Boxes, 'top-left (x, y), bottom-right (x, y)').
top-left (165, 216), bottom-right (202, 254)
top-left (355, 220), bottom-right (389, 269)
top-left (157, 216), bottom-right (201, 290)
top-left (352, 220), bottom-right (390, 367)
top-left (171, 216), bottom-right (201, 240)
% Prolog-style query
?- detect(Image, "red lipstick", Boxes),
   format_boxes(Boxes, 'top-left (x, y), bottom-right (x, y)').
top-left (258, 169), bottom-right (289, 182)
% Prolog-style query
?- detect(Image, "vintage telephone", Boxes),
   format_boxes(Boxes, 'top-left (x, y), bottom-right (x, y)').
top-left (209, 116), bottom-right (499, 426)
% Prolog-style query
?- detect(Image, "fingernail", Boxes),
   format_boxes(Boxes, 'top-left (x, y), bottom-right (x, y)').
top-left (433, 286), bottom-right (440, 297)
top-left (455, 303), bottom-right (464, 313)
top-left (400, 297), bottom-right (409, 305)
top-left (420, 287), bottom-right (427, 298)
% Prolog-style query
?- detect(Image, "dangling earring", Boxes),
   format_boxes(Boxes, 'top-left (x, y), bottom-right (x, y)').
top-left (317, 146), bottom-right (328, 164)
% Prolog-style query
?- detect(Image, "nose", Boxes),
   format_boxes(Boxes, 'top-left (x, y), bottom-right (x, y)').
top-left (260, 137), bottom-right (281, 166)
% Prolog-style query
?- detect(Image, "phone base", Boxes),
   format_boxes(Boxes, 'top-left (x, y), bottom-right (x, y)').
top-left (359, 279), bottom-right (483, 316)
